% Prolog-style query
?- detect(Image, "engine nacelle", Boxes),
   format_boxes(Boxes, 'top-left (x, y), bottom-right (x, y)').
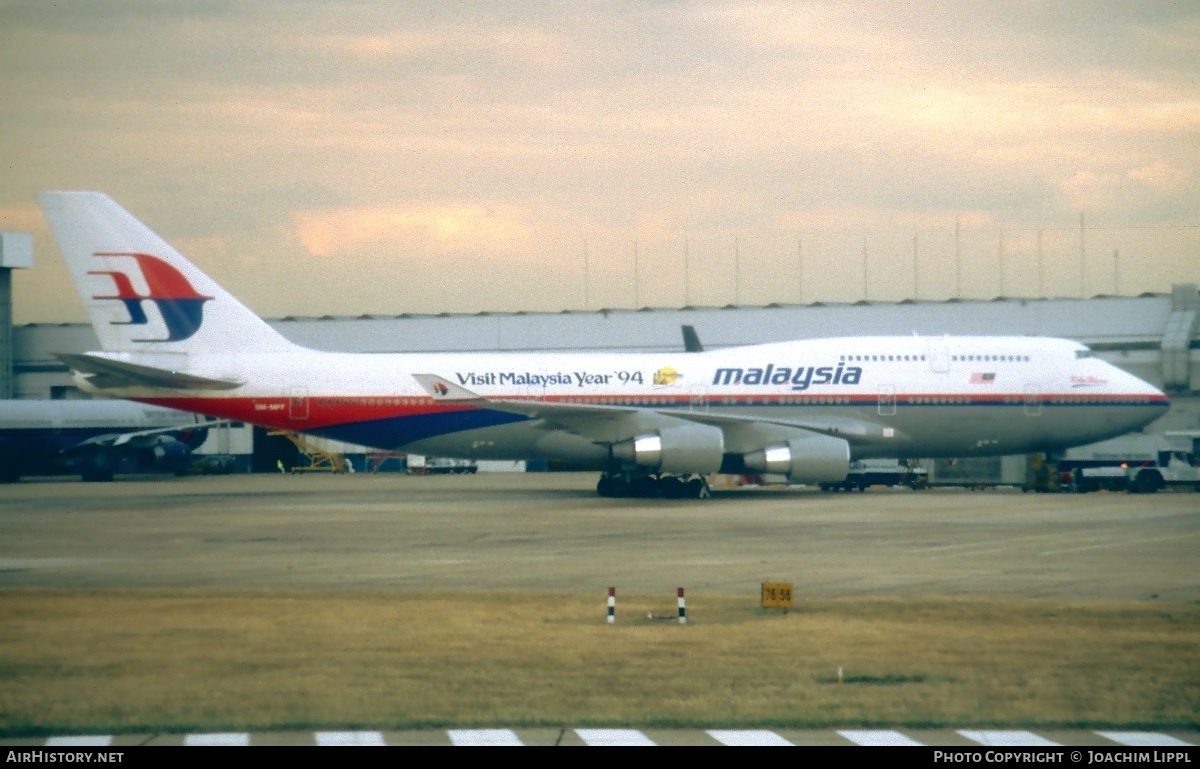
top-left (743, 434), bottom-right (850, 483)
top-left (145, 438), bottom-right (192, 471)
top-left (611, 423), bottom-right (724, 475)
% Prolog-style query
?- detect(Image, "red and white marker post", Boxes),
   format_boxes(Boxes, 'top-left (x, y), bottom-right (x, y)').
top-left (607, 586), bottom-right (616, 624)
top-left (677, 587), bottom-right (687, 624)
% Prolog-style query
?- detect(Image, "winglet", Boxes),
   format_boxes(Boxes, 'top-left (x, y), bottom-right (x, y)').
top-left (412, 374), bottom-right (485, 403)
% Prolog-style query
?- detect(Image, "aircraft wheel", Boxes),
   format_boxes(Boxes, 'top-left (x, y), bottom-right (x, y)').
top-left (1134, 470), bottom-right (1163, 494)
top-left (597, 474), bottom-right (621, 497)
top-left (660, 476), bottom-right (687, 498)
top-left (685, 477), bottom-right (710, 499)
top-left (630, 475), bottom-right (659, 497)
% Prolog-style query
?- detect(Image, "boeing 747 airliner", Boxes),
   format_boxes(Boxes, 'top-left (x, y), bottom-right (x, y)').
top-left (39, 192), bottom-right (1169, 497)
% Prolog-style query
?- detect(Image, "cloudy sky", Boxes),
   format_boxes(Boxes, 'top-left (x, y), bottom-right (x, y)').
top-left (1, 1), bottom-right (1197, 324)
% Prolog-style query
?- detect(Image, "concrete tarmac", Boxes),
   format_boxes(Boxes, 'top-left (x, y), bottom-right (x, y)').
top-left (1, 472), bottom-right (1197, 600)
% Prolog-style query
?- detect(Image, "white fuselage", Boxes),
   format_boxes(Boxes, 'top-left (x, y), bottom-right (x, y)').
top-left (76, 335), bottom-right (1169, 468)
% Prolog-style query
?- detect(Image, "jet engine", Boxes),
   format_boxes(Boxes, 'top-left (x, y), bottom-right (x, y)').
top-left (611, 423), bottom-right (725, 475)
top-left (135, 436), bottom-right (195, 474)
top-left (149, 438), bottom-right (191, 465)
top-left (743, 433), bottom-right (850, 483)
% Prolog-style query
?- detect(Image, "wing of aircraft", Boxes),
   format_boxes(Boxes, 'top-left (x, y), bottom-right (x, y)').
top-left (412, 372), bottom-right (887, 482)
top-left (62, 422), bottom-right (221, 482)
top-left (38, 191), bottom-right (1172, 498)
top-left (0, 399), bottom-right (222, 482)
top-left (69, 421), bottom-right (224, 449)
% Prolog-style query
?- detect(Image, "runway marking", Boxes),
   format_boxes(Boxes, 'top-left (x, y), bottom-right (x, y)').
top-left (706, 729), bottom-right (794, 746)
top-left (1039, 532), bottom-right (1199, 557)
top-left (0, 558), bottom-right (108, 571)
top-left (44, 736), bottom-right (112, 746)
top-left (1096, 731), bottom-right (1194, 747)
top-left (837, 729), bottom-right (925, 746)
top-left (448, 729), bottom-right (523, 746)
top-left (909, 533), bottom-right (1087, 554)
top-left (910, 533), bottom-right (1114, 560)
top-left (574, 728), bottom-right (656, 746)
top-left (28, 729), bottom-right (1193, 747)
top-left (314, 730), bottom-right (386, 746)
top-left (959, 730), bottom-right (1060, 746)
top-left (184, 732), bottom-right (249, 746)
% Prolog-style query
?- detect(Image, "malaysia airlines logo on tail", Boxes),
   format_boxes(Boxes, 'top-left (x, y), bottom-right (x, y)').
top-left (88, 252), bottom-right (213, 342)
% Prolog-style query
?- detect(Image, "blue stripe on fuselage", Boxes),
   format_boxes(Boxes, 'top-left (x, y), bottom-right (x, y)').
top-left (309, 407), bottom-right (529, 450)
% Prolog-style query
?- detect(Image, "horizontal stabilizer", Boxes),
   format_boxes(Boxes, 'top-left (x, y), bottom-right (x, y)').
top-left (56, 352), bottom-right (244, 391)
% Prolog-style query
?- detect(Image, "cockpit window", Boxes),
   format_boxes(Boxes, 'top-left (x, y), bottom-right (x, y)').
top-left (1074, 349), bottom-right (1096, 359)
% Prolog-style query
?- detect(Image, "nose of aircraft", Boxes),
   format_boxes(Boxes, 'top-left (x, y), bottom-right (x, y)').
top-left (1121, 367), bottom-right (1170, 431)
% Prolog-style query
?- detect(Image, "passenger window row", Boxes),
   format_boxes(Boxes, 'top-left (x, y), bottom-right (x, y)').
top-left (840, 354), bottom-right (927, 362)
top-left (835, 353), bottom-right (1031, 363)
top-left (951, 354), bottom-right (1029, 362)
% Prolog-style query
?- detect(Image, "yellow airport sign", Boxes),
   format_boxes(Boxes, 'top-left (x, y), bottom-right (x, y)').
top-left (761, 581), bottom-right (793, 609)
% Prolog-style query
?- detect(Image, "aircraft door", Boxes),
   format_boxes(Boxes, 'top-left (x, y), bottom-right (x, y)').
top-left (524, 368), bottom-right (547, 403)
top-left (289, 387), bottom-right (309, 420)
top-left (688, 385), bottom-right (709, 414)
top-left (878, 384), bottom-right (896, 416)
top-left (926, 338), bottom-right (950, 373)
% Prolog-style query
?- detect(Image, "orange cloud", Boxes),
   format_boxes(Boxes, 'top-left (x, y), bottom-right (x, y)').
top-left (1128, 159), bottom-right (1190, 193)
top-left (293, 203), bottom-right (534, 258)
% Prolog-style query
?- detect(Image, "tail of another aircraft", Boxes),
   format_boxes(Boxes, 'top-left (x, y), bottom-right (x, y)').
top-left (39, 192), bottom-right (297, 355)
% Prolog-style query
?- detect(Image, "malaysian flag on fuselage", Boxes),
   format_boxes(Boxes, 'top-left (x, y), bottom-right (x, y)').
top-left (970, 372), bottom-right (996, 384)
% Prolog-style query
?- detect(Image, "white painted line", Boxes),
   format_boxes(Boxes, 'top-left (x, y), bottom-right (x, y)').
top-left (45, 736), bottom-right (112, 747)
top-left (185, 732), bottom-right (249, 746)
top-left (314, 730), bottom-right (386, 746)
top-left (707, 729), bottom-right (794, 746)
top-left (574, 728), bottom-right (656, 746)
top-left (1096, 731), bottom-right (1194, 747)
top-left (959, 730), bottom-right (1060, 746)
top-left (1040, 532), bottom-right (1198, 556)
top-left (910, 533), bottom-right (1082, 555)
top-left (448, 729), bottom-right (524, 746)
top-left (838, 729), bottom-right (925, 746)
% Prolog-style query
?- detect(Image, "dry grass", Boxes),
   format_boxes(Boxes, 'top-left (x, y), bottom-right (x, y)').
top-left (1, 589), bottom-right (1197, 735)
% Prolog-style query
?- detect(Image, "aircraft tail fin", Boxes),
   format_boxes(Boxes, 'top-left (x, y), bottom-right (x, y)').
top-left (38, 192), bottom-right (297, 354)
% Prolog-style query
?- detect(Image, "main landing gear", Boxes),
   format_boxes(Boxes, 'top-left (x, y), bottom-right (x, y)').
top-left (596, 472), bottom-right (711, 499)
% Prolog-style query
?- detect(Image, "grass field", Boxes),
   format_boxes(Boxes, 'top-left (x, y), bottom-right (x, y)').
top-left (1, 589), bottom-right (1197, 736)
